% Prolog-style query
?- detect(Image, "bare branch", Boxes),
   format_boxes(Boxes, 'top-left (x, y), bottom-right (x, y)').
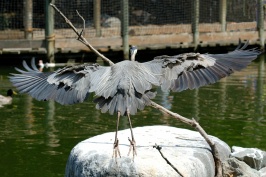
top-left (76, 10), bottom-right (85, 38)
top-left (150, 101), bottom-right (222, 176)
top-left (50, 3), bottom-right (114, 66)
top-left (153, 144), bottom-right (184, 177)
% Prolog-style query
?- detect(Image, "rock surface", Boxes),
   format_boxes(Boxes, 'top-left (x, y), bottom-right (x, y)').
top-left (231, 146), bottom-right (266, 170)
top-left (65, 125), bottom-right (231, 177)
top-left (222, 157), bottom-right (261, 177)
top-left (259, 167), bottom-right (266, 176)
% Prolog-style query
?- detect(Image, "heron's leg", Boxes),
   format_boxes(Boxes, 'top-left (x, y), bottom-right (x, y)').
top-left (112, 111), bottom-right (121, 158)
top-left (127, 110), bottom-right (137, 159)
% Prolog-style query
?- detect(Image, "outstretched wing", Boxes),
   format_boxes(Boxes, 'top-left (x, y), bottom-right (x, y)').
top-left (9, 59), bottom-right (107, 105)
top-left (142, 42), bottom-right (260, 92)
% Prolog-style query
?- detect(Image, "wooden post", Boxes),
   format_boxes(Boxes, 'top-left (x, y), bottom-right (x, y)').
top-left (121, 0), bottom-right (129, 60)
top-left (45, 0), bottom-right (55, 63)
top-left (192, 0), bottom-right (199, 50)
top-left (258, 0), bottom-right (265, 49)
top-left (23, 0), bottom-right (33, 39)
top-left (94, 0), bottom-right (101, 37)
top-left (219, 0), bottom-right (226, 32)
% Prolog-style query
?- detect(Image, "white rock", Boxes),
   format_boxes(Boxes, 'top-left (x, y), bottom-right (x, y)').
top-left (65, 125), bottom-right (230, 177)
top-left (231, 146), bottom-right (266, 170)
top-left (222, 158), bottom-right (261, 177)
top-left (259, 167), bottom-right (266, 176)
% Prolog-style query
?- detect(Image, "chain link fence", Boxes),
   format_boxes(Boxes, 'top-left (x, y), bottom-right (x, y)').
top-left (0, 0), bottom-right (263, 55)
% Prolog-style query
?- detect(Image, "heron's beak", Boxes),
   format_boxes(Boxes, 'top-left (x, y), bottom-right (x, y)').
top-left (12, 90), bottom-right (17, 95)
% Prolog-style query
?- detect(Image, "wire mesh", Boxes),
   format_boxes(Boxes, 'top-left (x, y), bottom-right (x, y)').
top-left (54, 0), bottom-right (122, 38)
top-left (227, 0), bottom-right (257, 32)
top-left (227, 0), bottom-right (257, 22)
top-left (0, 1), bottom-right (23, 39)
top-left (0, 0), bottom-right (260, 40)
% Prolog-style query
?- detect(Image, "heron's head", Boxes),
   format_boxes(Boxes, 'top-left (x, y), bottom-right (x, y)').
top-left (130, 46), bottom-right (138, 61)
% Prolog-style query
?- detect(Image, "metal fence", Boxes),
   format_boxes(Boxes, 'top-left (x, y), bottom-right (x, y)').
top-left (0, 0), bottom-right (264, 61)
top-left (0, 0), bottom-right (258, 33)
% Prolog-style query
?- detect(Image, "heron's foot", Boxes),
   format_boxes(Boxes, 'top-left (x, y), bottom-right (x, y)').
top-left (112, 139), bottom-right (121, 158)
top-left (127, 137), bottom-right (137, 159)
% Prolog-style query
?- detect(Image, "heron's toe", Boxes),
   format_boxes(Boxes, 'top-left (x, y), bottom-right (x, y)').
top-left (112, 139), bottom-right (121, 158)
top-left (128, 138), bottom-right (137, 160)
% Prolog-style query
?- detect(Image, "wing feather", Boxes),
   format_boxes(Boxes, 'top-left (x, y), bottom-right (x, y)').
top-left (9, 58), bottom-right (107, 105)
top-left (143, 42), bottom-right (260, 92)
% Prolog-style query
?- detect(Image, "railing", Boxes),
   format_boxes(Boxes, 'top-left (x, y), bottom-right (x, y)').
top-left (0, 0), bottom-right (264, 62)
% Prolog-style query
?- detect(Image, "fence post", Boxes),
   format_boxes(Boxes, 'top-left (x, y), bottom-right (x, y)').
top-left (258, 0), bottom-right (265, 49)
top-left (94, 0), bottom-right (101, 37)
top-left (23, 0), bottom-right (33, 39)
top-left (219, 0), bottom-right (226, 32)
top-left (121, 0), bottom-right (129, 60)
top-left (192, 0), bottom-right (199, 50)
top-left (45, 0), bottom-right (55, 63)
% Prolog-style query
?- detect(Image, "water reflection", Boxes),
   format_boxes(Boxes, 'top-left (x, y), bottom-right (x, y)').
top-left (255, 55), bottom-right (265, 123)
top-left (24, 96), bottom-right (35, 135)
top-left (0, 55), bottom-right (266, 177)
top-left (43, 100), bottom-right (62, 155)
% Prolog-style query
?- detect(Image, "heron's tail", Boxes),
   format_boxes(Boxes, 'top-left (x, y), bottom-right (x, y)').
top-left (94, 90), bottom-right (156, 116)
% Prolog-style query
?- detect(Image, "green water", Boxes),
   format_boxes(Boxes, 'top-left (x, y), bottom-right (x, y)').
top-left (0, 54), bottom-right (266, 177)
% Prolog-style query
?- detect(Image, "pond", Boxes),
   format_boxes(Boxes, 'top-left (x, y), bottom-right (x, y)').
top-left (0, 53), bottom-right (265, 177)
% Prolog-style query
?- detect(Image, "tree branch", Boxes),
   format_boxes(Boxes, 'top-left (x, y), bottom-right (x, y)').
top-left (50, 3), bottom-right (114, 66)
top-left (153, 144), bottom-right (184, 177)
top-left (75, 10), bottom-right (85, 40)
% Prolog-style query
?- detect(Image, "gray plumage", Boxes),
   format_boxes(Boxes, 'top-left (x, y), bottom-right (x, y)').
top-left (9, 43), bottom-right (260, 116)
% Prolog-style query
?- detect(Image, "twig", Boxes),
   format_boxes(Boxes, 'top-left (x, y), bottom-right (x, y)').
top-left (153, 144), bottom-right (184, 177)
top-left (51, 4), bottom-right (223, 177)
top-left (76, 10), bottom-right (85, 39)
top-left (50, 3), bottom-right (114, 66)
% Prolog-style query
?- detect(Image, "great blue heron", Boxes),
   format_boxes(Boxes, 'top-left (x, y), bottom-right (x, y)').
top-left (9, 42), bottom-right (260, 158)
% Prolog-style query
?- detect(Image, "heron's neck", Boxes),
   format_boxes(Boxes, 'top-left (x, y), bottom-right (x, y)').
top-left (130, 51), bottom-right (137, 61)
top-left (130, 52), bottom-right (136, 61)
